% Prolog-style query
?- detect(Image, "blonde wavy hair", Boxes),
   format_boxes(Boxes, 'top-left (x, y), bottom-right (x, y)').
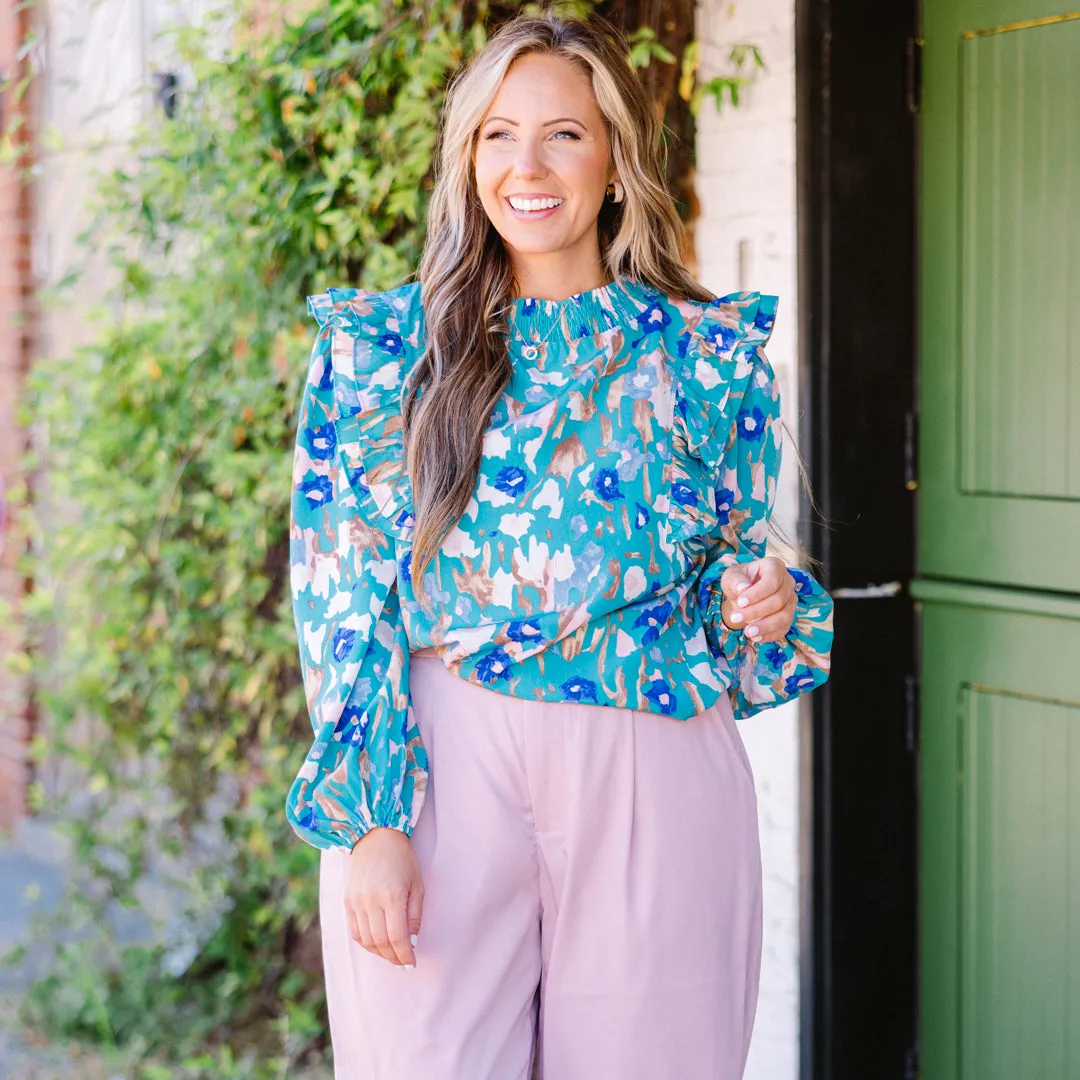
top-left (404, 12), bottom-right (714, 579)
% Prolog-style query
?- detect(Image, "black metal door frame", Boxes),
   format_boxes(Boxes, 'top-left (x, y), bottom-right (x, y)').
top-left (795, 1), bottom-right (920, 1076)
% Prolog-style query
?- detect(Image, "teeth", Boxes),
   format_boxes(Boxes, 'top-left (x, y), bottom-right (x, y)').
top-left (508, 196), bottom-right (564, 211)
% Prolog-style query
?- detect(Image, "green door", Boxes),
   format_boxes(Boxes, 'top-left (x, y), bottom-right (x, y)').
top-left (916, 3), bottom-right (1080, 1077)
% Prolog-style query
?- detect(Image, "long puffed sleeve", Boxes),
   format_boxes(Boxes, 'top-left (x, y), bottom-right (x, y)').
top-left (670, 292), bottom-right (834, 720)
top-left (285, 287), bottom-right (428, 851)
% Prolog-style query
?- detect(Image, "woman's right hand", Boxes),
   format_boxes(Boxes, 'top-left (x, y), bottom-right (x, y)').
top-left (344, 826), bottom-right (424, 967)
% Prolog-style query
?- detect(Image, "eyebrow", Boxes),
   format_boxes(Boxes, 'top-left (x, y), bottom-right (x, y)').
top-left (482, 116), bottom-right (586, 127)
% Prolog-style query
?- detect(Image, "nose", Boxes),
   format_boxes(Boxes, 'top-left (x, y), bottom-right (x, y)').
top-left (511, 137), bottom-right (547, 180)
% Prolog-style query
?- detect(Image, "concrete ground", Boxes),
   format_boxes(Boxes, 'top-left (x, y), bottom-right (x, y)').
top-left (0, 816), bottom-right (333, 1080)
top-left (0, 817), bottom-right (125, 1079)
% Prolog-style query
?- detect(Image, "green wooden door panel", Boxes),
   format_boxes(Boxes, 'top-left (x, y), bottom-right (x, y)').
top-left (958, 23), bottom-right (1080, 499)
top-left (959, 689), bottom-right (1079, 1080)
top-left (921, 3), bottom-right (1080, 1078)
top-left (919, 596), bottom-right (1080, 1080)
top-left (919, 2), bottom-right (1080, 589)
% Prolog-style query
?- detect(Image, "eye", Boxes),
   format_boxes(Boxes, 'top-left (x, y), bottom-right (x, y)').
top-left (483, 129), bottom-right (512, 140)
top-left (552, 129), bottom-right (581, 140)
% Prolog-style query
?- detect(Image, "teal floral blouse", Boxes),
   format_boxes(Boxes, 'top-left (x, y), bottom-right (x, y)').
top-left (287, 277), bottom-right (833, 851)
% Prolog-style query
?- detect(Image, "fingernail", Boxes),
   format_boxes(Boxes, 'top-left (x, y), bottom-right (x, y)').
top-left (410, 933), bottom-right (418, 948)
top-left (729, 611), bottom-right (743, 624)
top-left (747, 625), bottom-right (760, 638)
top-left (737, 596), bottom-right (749, 608)
top-left (736, 582), bottom-right (750, 593)
top-left (403, 963), bottom-right (415, 970)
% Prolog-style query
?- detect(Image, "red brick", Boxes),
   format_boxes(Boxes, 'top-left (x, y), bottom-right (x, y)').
top-left (0, 0), bottom-right (38, 833)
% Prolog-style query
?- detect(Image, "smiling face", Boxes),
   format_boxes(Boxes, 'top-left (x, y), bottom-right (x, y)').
top-left (473, 51), bottom-right (616, 292)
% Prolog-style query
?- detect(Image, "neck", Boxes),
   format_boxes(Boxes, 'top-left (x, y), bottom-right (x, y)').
top-left (509, 239), bottom-right (610, 301)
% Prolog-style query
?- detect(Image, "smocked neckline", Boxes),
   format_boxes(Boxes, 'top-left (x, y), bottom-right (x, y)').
top-left (507, 275), bottom-right (659, 344)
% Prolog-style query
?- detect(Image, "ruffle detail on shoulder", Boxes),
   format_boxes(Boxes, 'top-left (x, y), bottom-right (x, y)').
top-left (664, 291), bottom-right (779, 545)
top-left (306, 284), bottom-right (422, 543)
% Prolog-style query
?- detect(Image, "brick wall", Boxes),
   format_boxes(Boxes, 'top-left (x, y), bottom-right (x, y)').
top-left (0, 0), bottom-right (37, 834)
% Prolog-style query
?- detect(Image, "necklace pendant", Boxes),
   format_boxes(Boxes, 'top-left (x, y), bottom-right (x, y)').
top-left (521, 343), bottom-right (540, 361)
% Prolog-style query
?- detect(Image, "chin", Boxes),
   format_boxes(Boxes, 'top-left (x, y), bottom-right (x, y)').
top-left (499, 227), bottom-right (570, 254)
top-left (505, 238), bottom-right (567, 256)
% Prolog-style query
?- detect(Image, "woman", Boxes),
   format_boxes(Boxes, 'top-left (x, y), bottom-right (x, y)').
top-left (287, 13), bottom-right (833, 1080)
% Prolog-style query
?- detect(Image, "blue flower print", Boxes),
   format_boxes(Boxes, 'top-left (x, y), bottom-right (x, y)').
top-left (299, 473), bottom-right (332, 507)
top-left (633, 599), bottom-right (674, 645)
top-left (578, 542), bottom-right (606, 580)
top-left (334, 704), bottom-right (368, 749)
top-left (564, 541), bottom-right (606, 603)
top-left (494, 465), bottom-right (528, 497)
top-left (623, 363), bottom-right (659, 401)
top-left (570, 514), bottom-right (589, 540)
top-left (332, 627), bottom-right (356, 663)
top-left (634, 302), bottom-right (671, 335)
top-left (609, 435), bottom-right (655, 483)
top-left (703, 321), bottom-right (739, 353)
top-left (761, 643), bottom-right (788, 670)
top-left (507, 618), bottom-right (544, 645)
top-left (304, 422), bottom-right (337, 461)
top-left (699, 575), bottom-right (721, 610)
top-left (561, 676), bottom-right (599, 703)
top-left (594, 468), bottom-right (623, 501)
top-left (423, 573), bottom-right (450, 608)
top-left (738, 405), bottom-right (768, 442)
top-left (671, 481), bottom-right (699, 508)
top-left (346, 463), bottom-right (368, 491)
top-left (644, 678), bottom-right (678, 715)
top-left (399, 550), bottom-right (413, 585)
top-left (475, 647), bottom-right (513, 684)
top-left (317, 353), bottom-right (334, 390)
top-left (714, 486), bottom-right (735, 526)
top-left (784, 669), bottom-right (818, 696)
top-left (634, 502), bottom-right (651, 529)
top-left (298, 805), bottom-right (319, 831)
top-left (375, 331), bottom-right (403, 355)
top-left (788, 568), bottom-right (813, 595)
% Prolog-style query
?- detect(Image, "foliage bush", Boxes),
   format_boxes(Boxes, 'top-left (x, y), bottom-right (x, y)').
top-left (12, 0), bottom-right (760, 1074)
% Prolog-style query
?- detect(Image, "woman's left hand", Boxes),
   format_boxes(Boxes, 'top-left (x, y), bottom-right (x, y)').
top-left (719, 556), bottom-right (797, 644)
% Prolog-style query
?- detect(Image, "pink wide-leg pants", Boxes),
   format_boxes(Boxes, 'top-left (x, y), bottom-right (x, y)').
top-left (319, 655), bottom-right (763, 1080)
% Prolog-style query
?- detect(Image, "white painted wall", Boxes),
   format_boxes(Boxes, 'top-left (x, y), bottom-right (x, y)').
top-left (38, 0), bottom-right (220, 360)
top-left (695, 2), bottom-right (802, 1078)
